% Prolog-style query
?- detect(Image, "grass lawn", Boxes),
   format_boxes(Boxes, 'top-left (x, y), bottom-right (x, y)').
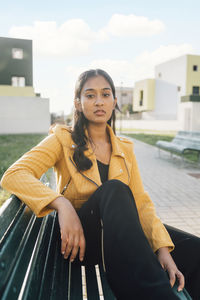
top-left (0, 133), bottom-right (47, 205)
top-left (123, 133), bottom-right (174, 146)
top-left (124, 133), bottom-right (200, 163)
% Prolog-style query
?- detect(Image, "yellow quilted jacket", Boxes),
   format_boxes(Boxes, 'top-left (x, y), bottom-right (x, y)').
top-left (1, 124), bottom-right (174, 252)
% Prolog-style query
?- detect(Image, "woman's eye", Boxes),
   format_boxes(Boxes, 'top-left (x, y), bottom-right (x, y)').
top-left (103, 93), bottom-right (110, 97)
top-left (86, 94), bottom-right (95, 98)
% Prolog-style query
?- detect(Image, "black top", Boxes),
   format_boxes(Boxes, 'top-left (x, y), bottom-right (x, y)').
top-left (97, 160), bottom-right (109, 183)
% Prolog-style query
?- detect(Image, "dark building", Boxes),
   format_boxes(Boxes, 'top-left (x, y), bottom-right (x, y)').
top-left (0, 37), bottom-right (33, 87)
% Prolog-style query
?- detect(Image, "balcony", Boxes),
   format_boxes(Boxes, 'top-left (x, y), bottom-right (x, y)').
top-left (181, 95), bottom-right (200, 102)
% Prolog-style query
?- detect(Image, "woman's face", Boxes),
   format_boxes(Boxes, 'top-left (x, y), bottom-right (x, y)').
top-left (76, 75), bottom-right (117, 125)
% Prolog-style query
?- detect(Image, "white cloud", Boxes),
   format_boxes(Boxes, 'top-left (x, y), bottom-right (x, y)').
top-left (65, 43), bottom-right (195, 87)
top-left (102, 14), bottom-right (165, 37)
top-left (9, 20), bottom-right (107, 57)
top-left (8, 14), bottom-right (166, 58)
top-left (35, 43), bottom-right (194, 114)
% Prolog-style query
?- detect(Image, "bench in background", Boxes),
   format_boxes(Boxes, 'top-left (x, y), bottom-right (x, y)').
top-left (156, 131), bottom-right (200, 163)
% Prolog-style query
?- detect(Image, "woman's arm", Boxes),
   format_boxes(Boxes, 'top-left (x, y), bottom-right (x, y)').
top-left (48, 196), bottom-right (86, 262)
top-left (128, 152), bottom-right (184, 289)
top-left (1, 134), bottom-right (63, 217)
top-left (157, 247), bottom-right (184, 291)
top-left (129, 152), bottom-right (174, 252)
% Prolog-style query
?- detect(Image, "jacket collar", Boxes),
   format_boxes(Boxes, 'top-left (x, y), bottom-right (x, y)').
top-left (106, 124), bottom-right (125, 158)
top-left (67, 124), bottom-right (127, 185)
top-left (69, 124), bottom-right (124, 158)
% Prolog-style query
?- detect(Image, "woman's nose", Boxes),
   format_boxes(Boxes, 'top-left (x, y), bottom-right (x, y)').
top-left (95, 96), bottom-right (103, 105)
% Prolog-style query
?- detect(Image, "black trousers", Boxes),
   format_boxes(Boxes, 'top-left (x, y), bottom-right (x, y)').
top-left (76, 180), bottom-right (199, 300)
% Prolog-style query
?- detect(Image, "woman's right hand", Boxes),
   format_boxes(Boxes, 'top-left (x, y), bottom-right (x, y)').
top-left (48, 196), bottom-right (86, 262)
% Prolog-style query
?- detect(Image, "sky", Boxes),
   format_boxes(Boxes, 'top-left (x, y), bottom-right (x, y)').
top-left (1, 0), bottom-right (200, 114)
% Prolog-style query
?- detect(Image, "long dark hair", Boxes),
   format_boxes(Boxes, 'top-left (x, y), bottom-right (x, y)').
top-left (71, 69), bottom-right (117, 171)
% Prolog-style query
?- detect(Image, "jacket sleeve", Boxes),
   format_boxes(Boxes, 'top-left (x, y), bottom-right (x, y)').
top-left (129, 151), bottom-right (174, 253)
top-left (0, 133), bottom-right (63, 217)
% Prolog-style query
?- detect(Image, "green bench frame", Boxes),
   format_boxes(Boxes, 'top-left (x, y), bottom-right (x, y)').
top-left (0, 195), bottom-right (116, 300)
top-left (156, 131), bottom-right (200, 162)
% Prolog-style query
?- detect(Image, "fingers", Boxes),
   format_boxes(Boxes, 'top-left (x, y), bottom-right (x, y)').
top-left (168, 270), bottom-right (176, 288)
top-left (61, 231), bottom-right (86, 262)
top-left (57, 205), bottom-right (85, 262)
top-left (79, 234), bottom-right (86, 262)
top-left (168, 269), bottom-right (185, 292)
top-left (69, 235), bottom-right (80, 262)
top-left (176, 271), bottom-right (185, 292)
top-left (64, 234), bottom-right (74, 259)
top-left (61, 230), bottom-right (68, 255)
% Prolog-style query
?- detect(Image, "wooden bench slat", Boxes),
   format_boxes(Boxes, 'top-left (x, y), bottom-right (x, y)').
top-left (0, 196), bottom-right (24, 241)
top-left (20, 214), bottom-right (57, 300)
top-left (0, 211), bottom-right (42, 299)
top-left (70, 262), bottom-right (83, 300)
top-left (85, 265), bottom-right (101, 300)
top-left (99, 264), bottom-right (116, 299)
top-left (36, 214), bottom-right (70, 300)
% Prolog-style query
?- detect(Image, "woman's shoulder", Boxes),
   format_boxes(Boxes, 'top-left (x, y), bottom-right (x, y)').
top-left (115, 135), bottom-right (134, 157)
top-left (49, 123), bottom-right (72, 134)
top-left (48, 123), bottom-right (72, 146)
top-left (116, 135), bottom-right (133, 144)
top-left (116, 135), bottom-right (134, 149)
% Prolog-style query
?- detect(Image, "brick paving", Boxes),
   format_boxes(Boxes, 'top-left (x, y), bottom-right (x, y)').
top-left (126, 136), bottom-right (200, 237)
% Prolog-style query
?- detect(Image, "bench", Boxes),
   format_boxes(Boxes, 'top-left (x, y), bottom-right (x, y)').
top-left (156, 131), bottom-right (200, 163)
top-left (0, 176), bottom-right (192, 300)
top-left (0, 194), bottom-right (116, 300)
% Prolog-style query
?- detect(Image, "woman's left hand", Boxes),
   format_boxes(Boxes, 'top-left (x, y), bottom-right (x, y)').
top-left (157, 247), bottom-right (185, 292)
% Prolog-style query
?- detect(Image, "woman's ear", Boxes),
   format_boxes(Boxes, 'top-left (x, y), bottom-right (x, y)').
top-left (74, 98), bottom-right (82, 112)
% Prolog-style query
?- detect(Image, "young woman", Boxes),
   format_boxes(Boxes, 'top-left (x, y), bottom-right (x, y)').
top-left (1, 69), bottom-right (199, 299)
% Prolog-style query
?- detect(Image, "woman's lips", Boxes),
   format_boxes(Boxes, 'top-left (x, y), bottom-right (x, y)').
top-left (94, 110), bottom-right (106, 116)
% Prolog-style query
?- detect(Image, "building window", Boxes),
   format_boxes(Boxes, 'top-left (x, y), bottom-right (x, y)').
top-left (11, 76), bottom-right (25, 87)
top-left (139, 90), bottom-right (143, 106)
top-left (158, 72), bottom-right (162, 78)
top-left (177, 86), bottom-right (181, 92)
top-left (122, 93), bottom-right (127, 97)
top-left (193, 65), bottom-right (198, 71)
top-left (192, 86), bottom-right (199, 95)
top-left (12, 48), bottom-right (24, 59)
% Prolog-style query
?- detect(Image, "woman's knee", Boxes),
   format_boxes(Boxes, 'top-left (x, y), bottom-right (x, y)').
top-left (95, 179), bottom-right (137, 217)
top-left (100, 179), bottom-right (131, 195)
top-left (97, 180), bottom-right (131, 204)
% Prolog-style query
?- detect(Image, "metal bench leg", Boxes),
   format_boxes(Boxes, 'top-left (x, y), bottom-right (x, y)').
top-left (181, 154), bottom-right (184, 167)
top-left (158, 148), bottom-right (161, 157)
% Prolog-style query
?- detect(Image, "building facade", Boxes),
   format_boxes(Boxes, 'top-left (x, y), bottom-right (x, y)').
top-left (115, 86), bottom-right (133, 110)
top-left (0, 37), bottom-right (50, 134)
top-left (133, 79), bottom-right (155, 113)
top-left (133, 55), bottom-right (200, 129)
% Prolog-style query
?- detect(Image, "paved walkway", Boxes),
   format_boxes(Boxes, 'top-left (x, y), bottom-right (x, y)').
top-left (125, 136), bottom-right (200, 237)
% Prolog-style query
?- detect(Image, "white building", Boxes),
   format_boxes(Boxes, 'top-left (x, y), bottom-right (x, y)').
top-left (0, 92), bottom-right (50, 134)
top-left (0, 36), bottom-right (50, 134)
top-left (133, 54), bottom-right (200, 130)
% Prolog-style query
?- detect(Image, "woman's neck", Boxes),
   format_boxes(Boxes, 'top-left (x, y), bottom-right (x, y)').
top-left (87, 123), bottom-right (112, 164)
top-left (87, 123), bottom-right (109, 144)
